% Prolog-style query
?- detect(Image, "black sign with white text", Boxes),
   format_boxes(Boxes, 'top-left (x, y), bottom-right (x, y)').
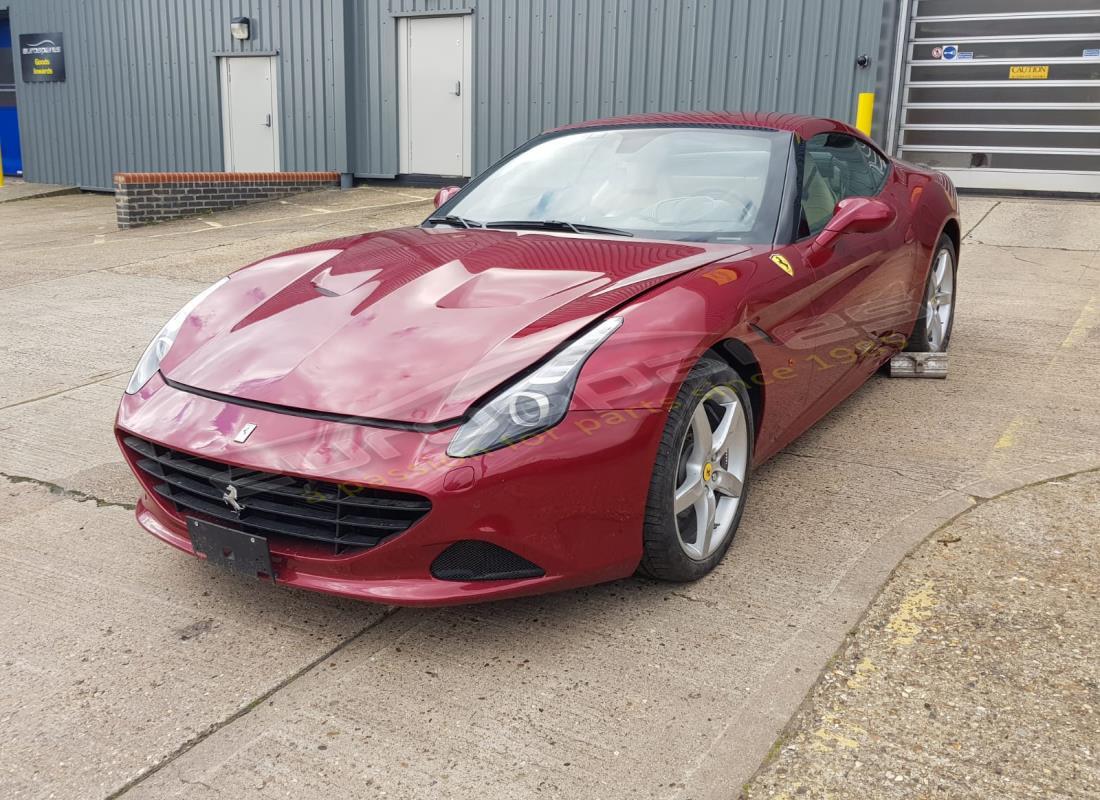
top-left (20, 33), bottom-right (65, 82)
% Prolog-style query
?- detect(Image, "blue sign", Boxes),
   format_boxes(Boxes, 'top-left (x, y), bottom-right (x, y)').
top-left (0, 16), bottom-right (23, 175)
top-left (942, 45), bottom-right (958, 61)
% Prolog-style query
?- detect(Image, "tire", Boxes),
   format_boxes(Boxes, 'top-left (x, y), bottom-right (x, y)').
top-left (909, 234), bottom-right (958, 353)
top-left (638, 358), bottom-right (754, 582)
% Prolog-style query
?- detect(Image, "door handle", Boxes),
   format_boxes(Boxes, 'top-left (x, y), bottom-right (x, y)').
top-left (451, 81), bottom-right (462, 97)
top-left (264, 114), bottom-right (272, 128)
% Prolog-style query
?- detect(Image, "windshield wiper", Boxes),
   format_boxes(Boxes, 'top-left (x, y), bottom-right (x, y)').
top-left (483, 220), bottom-right (634, 237)
top-left (425, 214), bottom-right (484, 229)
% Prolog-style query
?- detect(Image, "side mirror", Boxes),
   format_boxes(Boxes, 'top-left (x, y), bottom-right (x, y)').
top-left (433, 186), bottom-right (462, 209)
top-left (814, 197), bottom-right (895, 251)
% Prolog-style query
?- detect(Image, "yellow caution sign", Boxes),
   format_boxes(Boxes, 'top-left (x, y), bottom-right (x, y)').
top-left (770, 253), bottom-right (794, 276)
top-left (1009, 65), bottom-right (1049, 80)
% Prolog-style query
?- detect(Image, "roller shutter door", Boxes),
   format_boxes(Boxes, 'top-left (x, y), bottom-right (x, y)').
top-left (893, 0), bottom-right (1100, 193)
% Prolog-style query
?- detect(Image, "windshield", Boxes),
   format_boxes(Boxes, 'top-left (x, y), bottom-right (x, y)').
top-left (437, 126), bottom-right (791, 243)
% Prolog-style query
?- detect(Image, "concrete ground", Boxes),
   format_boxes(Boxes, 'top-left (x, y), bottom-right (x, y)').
top-left (744, 470), bottom-right (1100, 799)
top-left (0, 178), bottom-right (79, 204)
top-left (1, 188), bottom-right (1097, 799)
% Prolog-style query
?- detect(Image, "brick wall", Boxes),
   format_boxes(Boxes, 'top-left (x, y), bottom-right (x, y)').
top-left (113, 171), bottom-right (342, 229)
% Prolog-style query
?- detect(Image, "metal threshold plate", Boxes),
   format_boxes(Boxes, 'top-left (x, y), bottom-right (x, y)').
top-left (889, 352), bottom-right (948, 379)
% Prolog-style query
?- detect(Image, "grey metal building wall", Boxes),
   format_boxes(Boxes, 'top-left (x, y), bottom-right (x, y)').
top-left (7, 0), bottom-right (895, 189)
top-left (351, 0), bottom-right (892, 178)
top-left (6, 0), bottom-right (348, 189)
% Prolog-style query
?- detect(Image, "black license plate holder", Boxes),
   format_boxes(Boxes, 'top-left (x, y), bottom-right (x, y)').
top-left (188, 518), bottom-right (274, 582)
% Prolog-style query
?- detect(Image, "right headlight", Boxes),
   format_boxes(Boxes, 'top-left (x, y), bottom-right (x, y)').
top-left (125, 277), bottom-right (229, 395)
top-left (447, 317), bottom-right (623, 457)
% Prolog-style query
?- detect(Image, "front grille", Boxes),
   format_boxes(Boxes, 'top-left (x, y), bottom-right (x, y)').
top-left (124, 436), bottom-right (431, 554)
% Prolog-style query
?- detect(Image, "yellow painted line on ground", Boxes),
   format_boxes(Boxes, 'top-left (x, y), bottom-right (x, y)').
top-left (846, 657), bottom-right (877, 690)
top-left (886, 581), bottom-right (936, 646)
top-left (991, 293), bottom-right (1097, 451)
top-left (995, 417), bottom-right (1026, 450)
top-left (811, 713), bottom-right (866, 752)
top-left (1061, 294), bottom-right (1098, 350)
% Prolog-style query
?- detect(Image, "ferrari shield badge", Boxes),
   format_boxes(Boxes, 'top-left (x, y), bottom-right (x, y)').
top-left (770, 254), bottom-right (794, 277)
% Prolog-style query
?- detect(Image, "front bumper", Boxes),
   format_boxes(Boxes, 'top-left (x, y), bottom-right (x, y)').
top-left (116, 375), bottom-right (664, 605)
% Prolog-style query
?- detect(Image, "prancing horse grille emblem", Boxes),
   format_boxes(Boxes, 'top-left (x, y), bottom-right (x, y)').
top-left (222, 484), bottom-right (246, 514)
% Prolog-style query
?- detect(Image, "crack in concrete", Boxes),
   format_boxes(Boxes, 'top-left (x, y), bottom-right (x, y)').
top-left (176, 775), bottom-right (219, 795)
top-left (0, 472), bottom-right (136, 510)
top-left (106, 605), bottom-right (403, 799)
top-left (1, 237), bottom-right (249, 292)
top-left (780, 450), bottom-right (949, 491)
top-left (0, 369), bottom-right (130, 412)
top-left (0, 197), bottom-right (433, 292)
top-left (967, 239), bottom-right (1100, 254)
top-left (962, 200), bottom-right (1000, 240)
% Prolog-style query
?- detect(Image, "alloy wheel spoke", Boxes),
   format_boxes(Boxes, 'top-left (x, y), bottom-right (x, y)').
top-left (695, 489), bottom-right (717, 557)
top-left (711, 399), bottom-right (742, 460)
top-left (690, 403), bottom-right (713, 461)
top-left (712, 469), bottom-right (743, 499)
top-left (934, 250), bottom-right (949, 286)
top-left (675, 472), bottom-right (705, 514)
top-left (929, 307), bottom-right (944, 347)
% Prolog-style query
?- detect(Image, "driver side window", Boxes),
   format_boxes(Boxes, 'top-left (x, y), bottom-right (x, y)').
top-left (799, 133), bottom-right (889, 238)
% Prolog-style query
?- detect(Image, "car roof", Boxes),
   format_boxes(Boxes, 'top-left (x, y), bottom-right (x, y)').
top-left (552, 111), bottom-right (863, 142)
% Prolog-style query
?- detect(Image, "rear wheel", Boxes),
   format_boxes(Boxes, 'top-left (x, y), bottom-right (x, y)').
top-left (639, 358), bottom-right (754, 582)
top-left (910, 235), bottom-right (957, 352)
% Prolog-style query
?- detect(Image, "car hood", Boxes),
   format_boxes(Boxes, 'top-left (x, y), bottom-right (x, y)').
top-left (161, 227), bottom-right (747, 424)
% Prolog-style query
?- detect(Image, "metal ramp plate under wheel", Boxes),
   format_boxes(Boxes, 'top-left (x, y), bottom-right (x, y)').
top-left (889, 352), bottom-right (948, 379)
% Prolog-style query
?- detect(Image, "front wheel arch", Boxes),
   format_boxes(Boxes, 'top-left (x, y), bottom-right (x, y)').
top-left (707, 338), bottom-right (765, 448)
top-left (941, 218), bottom-right (961, 260)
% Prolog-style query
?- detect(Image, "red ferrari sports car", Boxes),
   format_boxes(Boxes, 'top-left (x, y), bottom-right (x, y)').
top-left (116, 112), bottom-right (959, 606)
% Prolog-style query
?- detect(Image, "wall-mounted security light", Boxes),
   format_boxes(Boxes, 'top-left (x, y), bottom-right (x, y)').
top-left (230, 17), bottom-right (251, 41)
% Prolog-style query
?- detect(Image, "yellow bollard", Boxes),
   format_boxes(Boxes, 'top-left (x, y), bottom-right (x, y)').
top-left (855, 92), bottom-right (874, 137)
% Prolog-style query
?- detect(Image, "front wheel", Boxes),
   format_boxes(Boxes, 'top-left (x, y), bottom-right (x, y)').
top-left (910, 234), bottom-right (957, 352)
top-left (639, 358), bottom-right (754, 582)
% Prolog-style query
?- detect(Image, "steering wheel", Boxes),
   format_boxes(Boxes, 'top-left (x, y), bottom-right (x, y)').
top-left (642, 190), bottom-right (756, 228)
top-left (692, 187), bottom-right (756, 222)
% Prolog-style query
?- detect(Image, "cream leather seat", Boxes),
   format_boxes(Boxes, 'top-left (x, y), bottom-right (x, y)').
top-left (802, 157), bottom-right (838, 235)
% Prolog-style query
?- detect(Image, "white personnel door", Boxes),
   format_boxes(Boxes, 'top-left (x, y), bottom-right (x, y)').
top-left (220, 56), bottom-right (280, 172)
top-left (398, 14), bottom-right (472, 177)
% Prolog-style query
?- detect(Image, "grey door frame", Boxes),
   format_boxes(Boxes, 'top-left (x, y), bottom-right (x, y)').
top-left (218, 54), bottom-right (281, 172)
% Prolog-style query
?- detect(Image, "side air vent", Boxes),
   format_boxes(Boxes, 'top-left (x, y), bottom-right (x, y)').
top-left (430, 541), bottom-right (545, 582)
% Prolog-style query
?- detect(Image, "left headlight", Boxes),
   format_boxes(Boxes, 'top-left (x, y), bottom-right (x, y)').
top-left (125, 277), bottom-right (229, 395)
top-left (447, 317), bottom-right (623, 458)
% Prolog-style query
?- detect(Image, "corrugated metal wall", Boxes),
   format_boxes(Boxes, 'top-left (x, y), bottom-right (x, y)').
top-left (7, 0), bottom-right (347, 189)
top-left (352, 0), bottom-right (890, 177)
top-left (8, 0), bottom-right (891, 188)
